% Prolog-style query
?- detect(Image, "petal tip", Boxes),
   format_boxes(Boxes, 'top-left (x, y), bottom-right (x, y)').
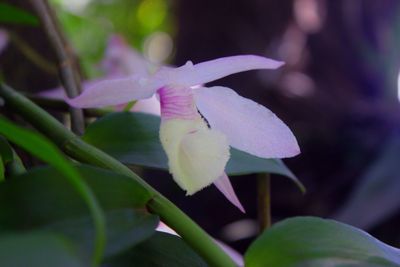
top-left (275, 60), bottom-right (285, 68)
top-left (214, 173), bottom-right (246, 213)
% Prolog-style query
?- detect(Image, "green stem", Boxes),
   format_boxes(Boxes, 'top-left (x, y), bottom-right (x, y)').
top-left (257, 173), bottom-right (271, 232)
top-left (7, 149), bottom-right (27, 176)
top-left (0, 84), bottom-right (236, 267)
top-left (123, 101), bottom-right (137, 112)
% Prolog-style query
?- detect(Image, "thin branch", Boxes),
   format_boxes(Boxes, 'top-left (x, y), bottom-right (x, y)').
top-left (29, 0), bottom-right (85, 134)
top-left (8, 32), bottom-right (58, 75)
top-left (257, 173), bottom-right (271, 232)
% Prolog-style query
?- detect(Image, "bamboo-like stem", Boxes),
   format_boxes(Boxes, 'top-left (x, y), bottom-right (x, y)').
top-left (257, 173), bottom-right (271, 232)
top-left (0, 84), bottom-right (237, 267)
top-left (29, 0), bottom-right (85, 135)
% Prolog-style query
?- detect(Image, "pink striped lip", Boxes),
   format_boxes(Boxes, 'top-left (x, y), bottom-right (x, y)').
top-left (158, 86), bottom-right (199, 120)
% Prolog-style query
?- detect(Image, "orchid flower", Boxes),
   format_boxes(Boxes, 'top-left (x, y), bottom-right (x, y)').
top-left (67, 54), bottom-right (300, 212)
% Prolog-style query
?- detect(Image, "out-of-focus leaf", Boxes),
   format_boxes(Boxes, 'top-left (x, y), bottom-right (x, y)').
top-left (0, 136), bottom-right (23, 179)
top-left (245, 217), bottom-right (400, 267)
top-left (334, 136), bottom-right (400, 230)
top-left (0, 117), bottom-right (79, 179)
top-left (83, 112), bottom-right (303, 190)
top-left (0, 117), bottom-right (106, 263)
top-left (46, 209), bottom-right (159, 259)
top-left (105, 232), bottom-right (208, 267)
top-left (0, 3), bottom-right (39, 26)
top-left (0, 165), bottom-right (157, 260)
top-left (227, 149), bottom-right (304, 191)
top-left (52, 0), bottom-right (173, 76)
top-left (0, 232), bottom-right (85, 267)
top-left (0, 155), bottom-right (4, 181)
top-left (0, 165), bottom-right (152, 227)
top-left (0, 136), bottom-right (13, 164)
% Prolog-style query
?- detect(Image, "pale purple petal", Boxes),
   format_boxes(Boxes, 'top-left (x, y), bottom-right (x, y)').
top-left (156, 55), bottom-right (284, 87)
top-left (214, 173), bottom-right (245, 213)
top-left (40, 75), bottom-right (127, 101)
top-left (194, 86), bottom-right (300, 158)
top-left (67, 74), bottom-right (161, 108)
top-left (156, 222), bottom-right (178, 236)
top-left (39, 87), bottom-right (66, 100)
top-left (101, 34), bottom-right (153, 76)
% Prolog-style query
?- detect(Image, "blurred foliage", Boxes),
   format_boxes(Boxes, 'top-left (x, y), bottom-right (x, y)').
top-left (50, 0), bottom-right (174, 77)
top-left (0, 2), bottom-right (39, 25)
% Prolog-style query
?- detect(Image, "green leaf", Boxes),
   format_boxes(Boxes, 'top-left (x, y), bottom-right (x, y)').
top-left (245, 217), bottom-right (400, 267)
top-left (0, 117), bottom-right (106, 264)
top-left (0, 155), bottom-right (4, 182)
top-left (227, 149), bottom-right (304, 191)
top-left (45, 209), bottom-right (159, 259)
top-left (0, 165), bottom-right (152, 227)
top-left (105, 232), bottom-right (208, 267)
top-left (0, 3), bottom-right (39, 26)
top-left (0, 232), bottom-right (85, 267)
top-left (0, 165), bottom-right (157, 259)
top-left (83, 112), bottom-right (303, 190)
top-left (0, 136), bottom-right (13, 164)
top-left (0, 137), bottom-right (11, 180)
top-left (0, 136), bottom-right (25, 178)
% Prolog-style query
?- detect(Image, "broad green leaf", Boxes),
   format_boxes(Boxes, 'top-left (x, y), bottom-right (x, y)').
top-left (334, 135), bottom-right (400, 230)
top-left (83, 112), bottom-right (303, 190)
top-left (105, 232), bottom-right (208, 267)
top-left (245, 217), bottom-right (400, 267)
top-left (0, 165), bottom-right (157, 259)
top-left (0, 232), bottom-right (85, 267)
top-left (0, 3), bottom-right (39, 26)
top-left (227, 149), bottom-right (304, 191)
top-left (0, 165), bottom-right (152, 227)
top-left (45, 209), bottom-right (159, 259)
top-left (0, 117), bottom-right (106, 264)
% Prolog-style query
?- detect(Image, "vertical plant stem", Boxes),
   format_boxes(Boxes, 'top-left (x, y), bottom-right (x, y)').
top-left (29, 0), bottom-right (85, 135)
top-left (0, 84), bottom-right (237, 267)
top-left (257, 173), bottom-right (271, 232)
